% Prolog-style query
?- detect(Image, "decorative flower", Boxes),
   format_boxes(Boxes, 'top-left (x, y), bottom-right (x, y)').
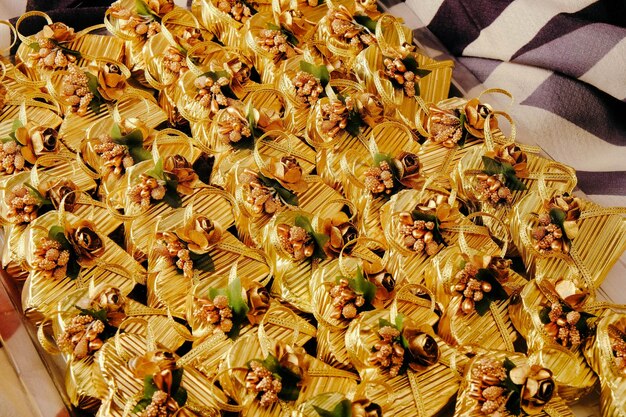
top-left (216, 0), bottom-right (253, 23)
top-left (239, 169), bottom-right (286, 215)
top-left (66, 220), bottom-right (105, 266)
top-left (426, 105), bottom-right (463, 148)
top-left (510, 364), bottom-right (556, 414)
top-left (90, 286), bottom-right (127, 327)
top-left (193, 294), bottom-right (234, 333)
top-left (477, 143), bottom-right (528, 205)
top-left (176, 215), bottom-right (222, 254)
top-left (261, 156), bottom-right (308, 193)
top-left (154, 231), bottom-right (193, 279)
top-left (328, 266), bottom-right (376, 320)
top-left (257, 26), bottom-right (298, 63)
top-left (451, 254), bottom-right (509, 315)
top-left (326, 6), bottom-right (376, 49)
top-left (217, 105), bottom-right (253, 145)
top-left (246, 342), bottom-right (310, 406)
top-left (463, 98), bottom-right (497, 139)
top-left (321, 212), bottom-right (358, 258)
top-left (277, 223), bottom-right (315, 261)
top-left (246, 284), bottom-right (271, 325)
top-left (33, 236), bottom-right (71, 279)
top-left (28, 22), bottom-right (79, 70)
top-left (401, 325), bottom-right (440, 371)
top-left (46, 179), bottom-right (79, 212)
top-left (353, 92), bottom-right (384, 127)
top-left (532, 194), bottom-right (581, 254)
top-left (351, 399), bottom-right (382, 417)
top-left (364, 152), bottom-right (422, 197)
top-left (163, 154), bottom-right (198, 195)
top-left (382, 55), bottom-right (430, 98)
top-left (60, 64), bottom-right (101, 115)
top-left (56, 314), bottom-right (105, 359)
top-left (15, 123), bottom-right (60, 164)
top-left (96, 62), bottom-right (126, 101)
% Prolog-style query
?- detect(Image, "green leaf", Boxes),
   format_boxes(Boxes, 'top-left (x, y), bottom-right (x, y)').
top-left (295, 215), bottom-right (328, 260)
top-left (29, 42), bottom-right (41, 52)
top-left (313, 399), bottom-right (352, 417)
top-left (354, 14), bottom-right (377, 32)
top-left (11, 119), bottom-right (23, 132)
top-left (172, 386), bottom-right (188, 407)
top-left (170, 368), bottom-right (184, 397)
top-left (133, 398), bottom-right (152, 413)
top-left (202, 70), bottom-right (230, 81)
top-left (539, 306), bottom-right (551, 325)
top-left (128, 146), bottom-right (152, 163)
top-left (57, 43), bottom-right (82, 58)
top-left (143, 375), bottom-right (159, 400)
top-left (394, 313), bottom-right (404, 331)
top-left (481, 156), bottom-right (502, 176)
top-left (75, 306), bottom-right (108, 323)
top-left (257, 173), bottom-right (300, 206)
top-left (373, 152), bottom-right (393, 166)
top-left (458, 112), bottom-right (469, 147)
top-left (49, 225), bottom-right (71, 249)
top-left (267, 23), bottom-right (281, 30)
top-left (135, 0), bottom-right (159, 19)
top-left (163, 179), bottom-right (183, 208)
top-left (549, 208), bottom-right (566, 228)
top-left (85, 72), bottom-right (100, 98)
top-left (378, 318), bottom-right (394, 329)
top-left (225, 277), bottom-right (250, 338)
top-left (145, 158), bottom-right (165, 181)
top-left (476, 269), bottom-right (508, 300)
top-left (208, 287), bottom-right (227, 300)
top-left (276, 366), bottom-right (303, 401)
top-left (260, 354), bottom-right (280, 373)
top-left (503, 357), bottom-right (517, 373)
top-left (505, 391), bottom-right (522, 416)
top-left (89, 98), bottom-right (102, 115)
top-left (299, 61), bottom-right (330, 87)
top-left (348, 266), bottom-right (377, 304)
top-left (501, 162), bottom-right (527, 191)
top-left (410, 210), bottom-right (444, 245)
top-left (189, 252), bottom-right (215, 273)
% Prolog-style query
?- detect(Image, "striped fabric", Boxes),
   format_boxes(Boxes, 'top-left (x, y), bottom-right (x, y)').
top-left (382, 0), bottom-right (626, 206)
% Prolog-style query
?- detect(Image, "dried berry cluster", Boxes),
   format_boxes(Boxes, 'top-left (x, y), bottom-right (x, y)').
top-left (546, 304), bottom-right (581, 347)
top-left (328, 8), bottom-right (376, 48)
top-left (531, 213), bottom-right (565, 254)
top-left (163, 47), bottom-right (188, 75)
top-left (56, 314), bottom-right (105, 359)
top-left (452, 262), bottom-right (493, 314)
top-left (128, 175), bottom-right (167, 209)
top-left (292, 71), bottom-right (323, 106)
top-left (469, 358), bottom-right (508, 415)
top-left (93, 134), bottom-right (134, 177)
top-left (245, 360), bottom-right (283, 407)
top-left (611, 331), bottom-right (626, 371)
top-left (29, 23), bottom-right (77, 70)
top-left (276, 224), bottom-right (314, 261)
top-left (61, 64), bottom-right (93, 116)
top-left (153, 233), bottom-right (193, 279)
top-left (320, 97), bottom-right (353, 137)
top-left (257, 29), bottom-right (289, 56)
top-left (193, 294), bottom-right (233, 333)
top-left (383, 58), bottom-right (418, 97)
top-left (476, 173), bottom-right (513, 205)
top-left (329, 278), bottom-right (365, 320)
top-left (111, 2), bottom-right (161, 39)
top-left (194, 75), bottom-right (230, 113)
top-left (33, 237), bottom-right (70, 279)
top-left (0, 140), bottom-right (26, 174)
top-left (364, 161), bottom-right (394, 195)
top-left (6, 184), bottom-right (39, 223)
top-left (240, 172), bottom-right (282, 215)
top-left (217, 0), bottom-right (252, 22)
top-left (429, 111), bottom-right (462, 148)
top-left (142, 390), bottom-right (169, 417)
top-left (217, 111), bottom-right (252, 145)
top-left (368, 325), bottom-right (404, 377)
top-left (397, 212), bottom-right (438, 256)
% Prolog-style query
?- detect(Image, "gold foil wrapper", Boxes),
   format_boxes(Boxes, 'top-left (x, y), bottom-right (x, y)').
top-left (508, 280), bottom-right (598, 401)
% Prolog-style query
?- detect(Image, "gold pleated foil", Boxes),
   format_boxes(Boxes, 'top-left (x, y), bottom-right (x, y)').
top-left (1, 223), bottom-right (29, 280)
top-left (509, 191), bottom-right (626, 292)
top-left (455, 351), bottom-right (574, 417)
top-left (353, 46), bottom-right (453, 128)
top-left (97, 332), bottom-right (222, 417)
top-left (427, 245), bottom-right (526, 352)
top-left (344, 309), bottom-right (460, 417)
top-left (454, 145), bottom-right (577, 225)
top-left (218, 332), bottom-right (359, 417)
top-left (508, 280), bottom-right (598, 401)
top-left (22, 210), bottom-right (146, 322)
top-left (380, 188), bottom-right (501, 286)
top-left (583, 310), bottom-right (626, 417)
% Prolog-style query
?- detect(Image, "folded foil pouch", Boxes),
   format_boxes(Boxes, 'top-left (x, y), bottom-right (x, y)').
top-left (215, 332), bottom-right (359, 417)
top-left (427, 245), bottom-right (526, 352)
top-left (340, 121), bottom-right (423, 246)
top-left (508, 278), bottom-right (599, 401)
top-left (454, 350), bottom-right (574, 417)
top-left (97, 331), bottom-right (222, 417)
top-left (22, 209), bottom-right (146, 322)
top-left (345, 308), bottom-right (464, 417)
top-left (583, 309), bottom-right (626, 417)
top-left (147, 211), bottom-right (270, 317)
top-left (380, 188), bottom-right (501, 286)
top-left (15, 11), bottom-right (125, 76)
top-left (510, 190), bottom-right (626, 294)
top-left (454, 143), bottom-right (577, 230)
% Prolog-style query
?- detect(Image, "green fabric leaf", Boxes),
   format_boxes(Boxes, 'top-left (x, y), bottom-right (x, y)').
top-left (29, 42), bottom-right (41, 52)
top-left (85, 72), bottom-right (100, 98)
top-left (313, 399), bottom-right (352, 417)
top-left (11, 119), bottom-right (23, 132)
top-left (458, 113), bottom-right (468, 147)
top-left (481, 156), bottom-right (502, 176)
top-left (170, 368), bottom-right (184, 397)
top-left (549, 208), bottom-right (566, 228)
top-left (143, 375), bottom-right (159, 399)
top-left (299, 61), bottom-right (330, 87)
top-left (503, 357), bottom-right (517, 372)
top-left (189, 252), bottom-right (215, 273)
top-left (75, 306), bottom-right (108, 323)
top-left (132, 398), bottom-right (152, 413)
top-left (172, 386), bottom-right (188, 407)
top-left (414, 68), bottom-right (432, 78)
top-left (501, 162), bottom-right (527, 191)
top-left (276, 367), bottom-right (302, 401)
top-left (344, 110), bottom-right (362, 137)
top-left (128, 146), bottom-right (152, 163)
top-left (394, 313), bottom-right (404, 331)
top-left (226, 277), bottom-right (250, 338)
top-left (505, 391), bottom-right (522, 416)
top-left (539, 306), bottom-right (551, 324)
top-left (89, 98), bottom-right (103, 115)
top-left (261, 354), bottom-right (280, 373)
top-left (295, 215), bottom-right (328, 260)
top-left (257, 173), bottom-right (299, 206)
top-left (135, 0), bottom-right (159, 19)
top-left (348, 266), bottom-right (377, 304)
top-left (476, 269), bottom-right (508, 301)
top-left (354, 14), bottom-right (377, 32)
top-left (163, 179), bottom-right (183, 208)
top-left (145, 158), bottom-right (165, 181)
top-left (474, 298), bottom-right (491, 316)
top-left (49, 225), bottom-right (71, 250)
top-left (57, 43), bottom-right (82, 58)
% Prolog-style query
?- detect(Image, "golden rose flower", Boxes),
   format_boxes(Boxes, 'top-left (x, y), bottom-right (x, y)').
top-left (509, 364), bottom-right (556, 414)
top-left (486, 142), bottom-right (529, 178)
top-left (401, 325), bottom-right (440, 371)
top-left (353, 92), bottom-right (384, 127)
top-left (176, 215), bottom-right (222, 254)
top-left (220, 57), bottom-right (251, 88)
top-left (176, 27), bottom-right (203, 50)
top-left (147, 0), bottom-right (175, 16)
top-left (368, 270), bottom-right (395, 306)
top-left (544, 194), bottom-right (581, 240)
top-left (488, 256), bottom-right (512, 281)
top-left (351, 399), bottom-right (382, 417)
top-left (118, 117), bottom-right (153, 143)
top-left (91, 286), bottom-right (127, 327)
top-left (129, 350), bottom-right (177, 395)
top-left (15, 124), bottom-right (59, 165)
top-left (544, 278), bottom-right (589, 311)
top-left (263, 156), bottom-right (308, 193)
top-left (463, 98), bottom-right (498, 139)
top-left (97, 63), bottom-right (126, 101)
top-left (416, 194), bottom-right (461, 229)
top-left (164, 154), bottom-right (198, 195)
top-left (67, 220), bottom-right (105, 266)
top-left (46, 179), bottom-right (79, 212)
top-left (246, 284), bottom-right (271, 325)
top-left (273, 342), bottom-right (310, 381)
top-left (254, 107), bottom-right (284, 132)
top-left (42, 22), bottom-right (75, 43)
top-left (322, 212), bottom-right (358, 257)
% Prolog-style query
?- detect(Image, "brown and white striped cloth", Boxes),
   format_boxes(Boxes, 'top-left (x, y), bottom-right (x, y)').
top-left (381, 0), bottom-right (626, 207)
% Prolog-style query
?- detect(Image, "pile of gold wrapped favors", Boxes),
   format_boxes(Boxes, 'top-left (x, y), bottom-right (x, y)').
top-left (1, 0), bottom-right (625, 416)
